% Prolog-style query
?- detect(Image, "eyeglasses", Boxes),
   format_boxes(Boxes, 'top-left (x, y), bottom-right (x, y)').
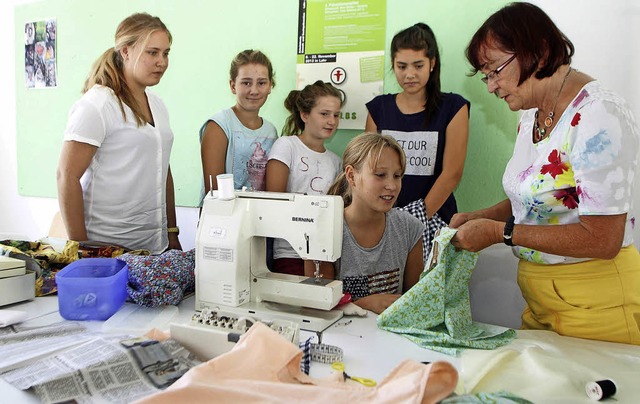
top-left (481, 54), bottom-right (517, 84)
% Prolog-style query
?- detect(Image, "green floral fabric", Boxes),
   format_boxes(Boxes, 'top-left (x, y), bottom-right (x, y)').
top-left (377, 227), bottom-right (516, 355)
top-left (442, 391), bottom-right (532, 404)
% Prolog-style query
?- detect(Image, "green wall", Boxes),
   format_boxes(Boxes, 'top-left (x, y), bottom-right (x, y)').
top-left (15, 0), bottom-right (515, 211)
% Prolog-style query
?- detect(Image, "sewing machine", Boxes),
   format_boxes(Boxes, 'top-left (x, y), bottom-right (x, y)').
top-left (193, 189), bottom-right (344, 333)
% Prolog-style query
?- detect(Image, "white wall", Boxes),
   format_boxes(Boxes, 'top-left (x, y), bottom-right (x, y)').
top-left (2, 1), bottom-right (639, 253)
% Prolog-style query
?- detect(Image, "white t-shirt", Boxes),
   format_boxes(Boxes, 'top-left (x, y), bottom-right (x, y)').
top-left (504, 81), bottom-right (639, 264)
top-left (63, 85), bottom-right (174, 253)
top-left (268, 135), bottom-right (341, 259)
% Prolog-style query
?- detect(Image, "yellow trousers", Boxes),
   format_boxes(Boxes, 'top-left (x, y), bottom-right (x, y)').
top-left (518, 246), bottom-right (640, 345)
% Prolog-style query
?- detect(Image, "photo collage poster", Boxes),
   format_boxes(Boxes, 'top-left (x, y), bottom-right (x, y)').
top-left (25, 18), bottom-right (57, 88)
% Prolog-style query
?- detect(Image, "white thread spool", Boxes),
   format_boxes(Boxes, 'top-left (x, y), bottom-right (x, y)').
top-left (217, 174), bottom-right (235, 200)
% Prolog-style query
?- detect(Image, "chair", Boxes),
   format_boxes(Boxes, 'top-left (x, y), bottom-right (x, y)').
top-left (48, 211), bottom-right (68, 239)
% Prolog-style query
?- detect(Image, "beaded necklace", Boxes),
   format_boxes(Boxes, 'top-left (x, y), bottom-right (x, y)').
top-left (533, 67), bottom-right (573, 142)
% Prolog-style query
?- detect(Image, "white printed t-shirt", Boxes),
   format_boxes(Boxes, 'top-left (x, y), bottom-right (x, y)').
top-left (268, 135), bottom-right (341, 259)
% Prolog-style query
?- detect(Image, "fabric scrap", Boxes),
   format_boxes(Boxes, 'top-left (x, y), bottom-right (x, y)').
top-left (377, 227), bottom-right (516, 355)
top-left (1, 239), bottom-right (78, 296)
top-left (442, 391), bottom-right (532, 403)
top-left (118, 249), bottom-right (195, 307)
top-left (136, 322), bottom-right (456, 403)
top-left (299, 337), bottom-right (312, 374)
top-left (0, 310), bottom-right (28, 327)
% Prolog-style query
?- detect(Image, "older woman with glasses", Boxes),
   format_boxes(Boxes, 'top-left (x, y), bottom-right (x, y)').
top-left (450, 2), bottom-right (640, 345)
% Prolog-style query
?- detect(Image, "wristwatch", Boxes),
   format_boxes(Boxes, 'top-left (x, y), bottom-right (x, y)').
top-left (503, 216), bottom-right (515, 246)
top-left (167, 226), bottom-right (180, 235)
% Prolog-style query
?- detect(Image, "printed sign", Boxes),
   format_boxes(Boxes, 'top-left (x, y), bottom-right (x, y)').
top-left (296, 0), bottom-right (386, 129)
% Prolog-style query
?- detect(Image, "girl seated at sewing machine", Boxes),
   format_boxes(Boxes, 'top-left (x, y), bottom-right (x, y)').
top-left (328, 133), bottom-right (425, 314)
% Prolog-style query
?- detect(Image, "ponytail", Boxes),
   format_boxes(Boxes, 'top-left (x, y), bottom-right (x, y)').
top-left (281, 80), bottom-right (343, 136)
top-left (83, 13), bottom-right (171, 127)
top-left (282, 90), bottom-right (305, 136)
top-left (327, 172), bottom-right (352, 207)
top-left (83, 47), bottom-right (131, 123)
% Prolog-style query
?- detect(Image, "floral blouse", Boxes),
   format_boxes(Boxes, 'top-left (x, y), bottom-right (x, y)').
top-left (503, 81), bottom-right (639, 264)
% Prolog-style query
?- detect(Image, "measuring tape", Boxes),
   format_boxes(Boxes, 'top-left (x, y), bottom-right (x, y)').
top-left (309, 343), bottom-right (343, 364)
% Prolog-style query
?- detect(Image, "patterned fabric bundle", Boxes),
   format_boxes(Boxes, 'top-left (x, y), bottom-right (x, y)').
top-left (118, 249), bottom-right (195, 307)
top-left (377, 227), bottom-right (516, 355)
top-left (398, 200), bottom-right (448, 265)
top-left (1, 239), bottom-right (145, 296)
top-left (1, 239), bottom-right (78, 296)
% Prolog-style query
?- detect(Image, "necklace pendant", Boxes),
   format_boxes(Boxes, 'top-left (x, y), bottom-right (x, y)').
top-left (535, 126), bottom-right (546, 142)
top-left (544, 112), bottom-right (554, 128)
top-left (538, 127), bottom-right (546, 138)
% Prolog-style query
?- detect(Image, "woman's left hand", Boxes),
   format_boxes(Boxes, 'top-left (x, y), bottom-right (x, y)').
top-left (450, 218), bottom-right (501, 252)
top-left (168, 233), bottom-right (182, 251)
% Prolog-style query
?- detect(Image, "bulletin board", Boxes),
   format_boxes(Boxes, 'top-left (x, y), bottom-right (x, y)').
top-left (14, 0), bottom-right (515, 209)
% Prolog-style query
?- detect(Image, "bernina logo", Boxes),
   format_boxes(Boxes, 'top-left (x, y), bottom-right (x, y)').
top-left (292, 216), bottom-right (314, 223)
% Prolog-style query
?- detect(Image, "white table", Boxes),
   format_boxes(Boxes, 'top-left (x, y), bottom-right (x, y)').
top-left (2, 295), bottom-right (640, 403)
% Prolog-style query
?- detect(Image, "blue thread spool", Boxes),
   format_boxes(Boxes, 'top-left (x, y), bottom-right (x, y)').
top-left (585, 379), bottom-right (616, 401)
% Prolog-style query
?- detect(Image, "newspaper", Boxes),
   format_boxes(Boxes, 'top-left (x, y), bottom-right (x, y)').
top-left (0, 322), bottom-right (201, 403)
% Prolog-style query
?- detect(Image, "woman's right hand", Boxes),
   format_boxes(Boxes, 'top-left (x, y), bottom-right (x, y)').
top-left (449, 212), bottom-right (473, 228)
top-left (353, 294), bottom-right (401, 314)
top-left (451, 218), bottom-right (502, 252)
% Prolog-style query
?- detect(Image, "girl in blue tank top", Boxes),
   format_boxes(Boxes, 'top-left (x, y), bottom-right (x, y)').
top-left (200, 50), bottom-right (278, 201)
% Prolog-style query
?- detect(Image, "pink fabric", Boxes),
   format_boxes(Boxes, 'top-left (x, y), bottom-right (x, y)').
top-left (136, 323), bottom-right (454, 403)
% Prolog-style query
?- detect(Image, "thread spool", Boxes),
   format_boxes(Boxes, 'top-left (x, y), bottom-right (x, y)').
top-left (217, 174), bottom-right (235, 200)
top-left (585, 379), bottom-right (616, 401)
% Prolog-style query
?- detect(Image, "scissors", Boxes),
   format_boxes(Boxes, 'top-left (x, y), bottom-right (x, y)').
top-left (331, 362), bottom-right (377, 387)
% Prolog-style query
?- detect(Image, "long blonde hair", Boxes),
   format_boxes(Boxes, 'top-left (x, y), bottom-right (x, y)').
top-left (328, 133), bottom-right (406, 207)
top-left (83, 13), bottom-right (172, 126)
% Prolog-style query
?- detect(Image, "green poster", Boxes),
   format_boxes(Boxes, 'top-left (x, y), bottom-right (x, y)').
top-left (297, 0), bottom-right (386, 129)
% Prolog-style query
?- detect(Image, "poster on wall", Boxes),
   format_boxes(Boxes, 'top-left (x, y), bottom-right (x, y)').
top-left (296, 0), bottom-right (386, 130)
top-left (25, 18), bottom-right (57, 88)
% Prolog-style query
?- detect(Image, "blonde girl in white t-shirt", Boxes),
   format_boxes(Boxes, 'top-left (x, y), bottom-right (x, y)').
top-left (57, 13), bottom-right (181, 253)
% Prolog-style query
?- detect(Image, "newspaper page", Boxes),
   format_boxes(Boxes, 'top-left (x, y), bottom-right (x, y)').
top-left (0, 322), bottom-right (201, 403)
top-left (0, 322), bottom-right (92, 372)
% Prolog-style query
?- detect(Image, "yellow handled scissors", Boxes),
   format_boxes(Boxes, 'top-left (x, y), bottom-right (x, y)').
top-left (332, 362), bottom-right (377, 387)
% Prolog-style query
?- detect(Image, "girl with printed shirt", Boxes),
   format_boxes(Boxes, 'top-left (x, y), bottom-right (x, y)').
top-left (328, 133), bottom-right (425, 314)
top-left (266, 80), bottom-right (343, 278)
top-left (200, 50), bottom-right (277, 200)
top-left (365, 23), bottom-right (470, 264)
